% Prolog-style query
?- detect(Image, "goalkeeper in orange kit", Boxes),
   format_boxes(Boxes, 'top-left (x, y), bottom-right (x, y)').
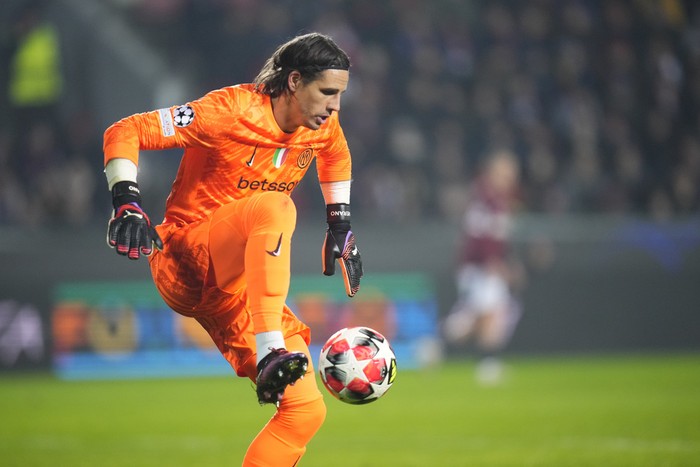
top-left (102, 32), bottom-right (363, 466)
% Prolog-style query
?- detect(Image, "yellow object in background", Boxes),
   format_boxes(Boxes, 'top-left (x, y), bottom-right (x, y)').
top-left (9, 23), bottom-right (63, 107)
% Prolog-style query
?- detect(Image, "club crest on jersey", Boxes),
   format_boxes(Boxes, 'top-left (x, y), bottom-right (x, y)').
top-left (173, 105), bottom-right (195, 127)
top-left (297, 148), bottom-right (313, 169)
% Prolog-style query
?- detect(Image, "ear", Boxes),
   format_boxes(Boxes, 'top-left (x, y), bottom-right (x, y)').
top-left (287, 71), bottom-right (302, 92)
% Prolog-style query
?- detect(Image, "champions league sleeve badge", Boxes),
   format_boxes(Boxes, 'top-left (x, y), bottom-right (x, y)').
top-left (173, 105), bottom-right (195, 127)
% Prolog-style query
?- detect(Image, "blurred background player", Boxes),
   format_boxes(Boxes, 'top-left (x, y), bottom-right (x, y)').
top-left (102, 32), bottom-right (363, 466)
top-left (443, 149), bottom-right (525, 385)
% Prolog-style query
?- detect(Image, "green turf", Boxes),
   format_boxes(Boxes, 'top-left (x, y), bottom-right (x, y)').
top-left (1, 354), bottom-right (699, 466)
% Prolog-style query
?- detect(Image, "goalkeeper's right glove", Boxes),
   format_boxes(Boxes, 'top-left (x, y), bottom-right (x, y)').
top-left (107, 181), bottom-right (163, 260)
top-left (322, 203), bottom-right (363, 297)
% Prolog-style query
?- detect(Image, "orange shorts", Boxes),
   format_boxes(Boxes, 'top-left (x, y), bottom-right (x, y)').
top-left (148, 193), bottom-right (310, 378)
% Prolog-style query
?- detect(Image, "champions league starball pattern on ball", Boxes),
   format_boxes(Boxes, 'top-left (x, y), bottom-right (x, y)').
top-left (318, 326), bottom-right (397, 404)
top-left (173, 105), bottom-right (195, 127)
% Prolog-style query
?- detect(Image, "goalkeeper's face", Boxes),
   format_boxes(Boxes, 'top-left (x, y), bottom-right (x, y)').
top-left (291, 69), bottom-right (349, 131)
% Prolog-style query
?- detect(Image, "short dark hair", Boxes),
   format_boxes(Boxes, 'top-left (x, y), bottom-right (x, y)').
top-left (254, 32), bottom-right (350, 97)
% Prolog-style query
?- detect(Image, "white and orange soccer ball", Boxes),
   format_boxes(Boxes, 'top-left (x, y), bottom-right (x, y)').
top-left (318, 326), bottom-right (397, 404)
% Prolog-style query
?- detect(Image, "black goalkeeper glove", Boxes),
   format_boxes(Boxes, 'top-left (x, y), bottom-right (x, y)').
top-left (322, 203), bottom-right (363, 297)
top-left (107, 181), bottom-right (163, 260)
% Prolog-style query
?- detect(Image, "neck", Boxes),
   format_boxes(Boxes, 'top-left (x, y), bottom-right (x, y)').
top-left (270, 95), bottom-right (298, 134)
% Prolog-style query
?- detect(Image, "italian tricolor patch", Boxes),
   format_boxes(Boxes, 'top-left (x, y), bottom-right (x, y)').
top-left (272, 148), bottom-right (289, 168)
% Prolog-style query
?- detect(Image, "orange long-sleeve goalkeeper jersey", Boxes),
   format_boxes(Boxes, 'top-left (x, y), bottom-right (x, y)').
top-left (103, 84), bottom-right (352, 227)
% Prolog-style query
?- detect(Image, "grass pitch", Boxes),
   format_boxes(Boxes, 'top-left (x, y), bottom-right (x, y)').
top-left (1, 353), bottom-right (699, 466)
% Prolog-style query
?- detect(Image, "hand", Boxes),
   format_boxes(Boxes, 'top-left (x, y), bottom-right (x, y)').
top-left (107, 181), bottom-right (163, 260)
top-left (322, 204), bottom-right (363, 297)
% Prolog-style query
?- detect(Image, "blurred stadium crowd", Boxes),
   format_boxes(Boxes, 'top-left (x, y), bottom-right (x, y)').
top-left (1, 0), bottom-right (699, 227)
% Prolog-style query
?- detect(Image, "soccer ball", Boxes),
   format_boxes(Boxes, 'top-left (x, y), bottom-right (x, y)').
top-left (318, 326), bottom-right (397, 404)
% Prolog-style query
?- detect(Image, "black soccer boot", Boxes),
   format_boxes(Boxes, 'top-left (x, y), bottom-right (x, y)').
top-left (256, 348), bottom-right (309, 406)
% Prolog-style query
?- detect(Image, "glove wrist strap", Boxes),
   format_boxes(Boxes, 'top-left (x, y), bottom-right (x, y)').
top-left (112, 181), bottom-right (142, 209)
top-left (326, 203), bottom-right (351, 224)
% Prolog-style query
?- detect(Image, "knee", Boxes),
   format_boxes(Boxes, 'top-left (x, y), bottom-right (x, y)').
top-left (298, 396), bottom-right (327, 431)
top-left (254, 192), bottom-right (297, 229)
top-left (258, 191), bottom-right (297, 218)
top-left (282, 395), bottom-right (327, 441)
top-left (243, 396), bottom-right (326, 466)
top-left (306, 396), bottom-right (327, 431)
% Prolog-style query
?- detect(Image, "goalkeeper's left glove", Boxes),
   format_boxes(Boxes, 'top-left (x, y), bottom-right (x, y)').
top-left (107, 181), bottom-right (163, 260)
top-left (322, 203), bottom-right (363, 297)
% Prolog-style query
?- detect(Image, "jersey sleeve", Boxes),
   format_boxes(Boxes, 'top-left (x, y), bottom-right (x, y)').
top-left (103, 88), bottom-right (236, 166)
top-left (315, 117), bottom-right (352, 183)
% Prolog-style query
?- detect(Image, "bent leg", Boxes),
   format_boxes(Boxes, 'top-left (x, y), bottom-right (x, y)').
top-left (243, 334), bottom-right (327, 467)
top-left (210, 192), bottom-right (297, 334)
top-left (244, 193), bottom-right (296, 334)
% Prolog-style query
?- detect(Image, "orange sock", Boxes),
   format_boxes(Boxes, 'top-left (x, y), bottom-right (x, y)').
top-left (244, 193), bottom-right (296, 334)
top-left (245, 230), bottom-right (292, 333)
